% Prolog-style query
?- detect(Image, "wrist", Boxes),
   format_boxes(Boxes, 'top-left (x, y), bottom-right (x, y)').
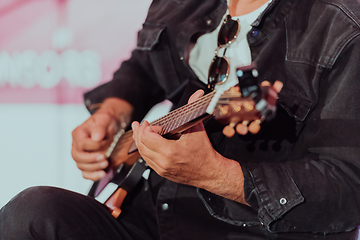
top-left (204, 153), bottom-right (248, 205)
top-left (96, 98), bottom-right (133, 126)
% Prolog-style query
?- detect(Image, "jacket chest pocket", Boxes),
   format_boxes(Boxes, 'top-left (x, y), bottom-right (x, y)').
top-left (278, 90), bottom-right (312, 123)
top-left (136, 22), bottom-right (183, 96)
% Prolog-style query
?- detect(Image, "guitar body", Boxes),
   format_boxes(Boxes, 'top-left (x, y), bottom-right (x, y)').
top-left (109, 131), bottom-right (140, 168)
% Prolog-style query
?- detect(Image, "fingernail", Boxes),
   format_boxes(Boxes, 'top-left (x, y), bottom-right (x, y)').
top-left (96, 154), bottom-right (105, 161)
top-left (98, 171), bottom-right (106, 178)
top-left (100, 161), bottom-right (108, 168)
top-left (92, 133), bottom-right (102, 141)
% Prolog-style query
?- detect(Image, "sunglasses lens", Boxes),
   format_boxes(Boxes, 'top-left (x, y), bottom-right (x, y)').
top-left (208, 16), bottom-right (239, 90)
top-left (218, 19), bottom-right (239, 46)
top-left (208, 56), bottom-right (229, 88)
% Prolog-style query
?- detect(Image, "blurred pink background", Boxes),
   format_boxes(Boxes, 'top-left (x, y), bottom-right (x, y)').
top-left (0, 0), bottom-right (150, 104)
top-left (0, 0), bottom-right (151, 208)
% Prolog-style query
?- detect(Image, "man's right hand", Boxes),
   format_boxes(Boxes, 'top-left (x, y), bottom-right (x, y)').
top-left (71, 98), bottom-right (133, 181)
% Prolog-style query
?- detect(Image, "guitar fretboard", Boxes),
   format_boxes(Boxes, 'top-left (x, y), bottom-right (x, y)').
top-left (151, 91), bottom-right (216, 135)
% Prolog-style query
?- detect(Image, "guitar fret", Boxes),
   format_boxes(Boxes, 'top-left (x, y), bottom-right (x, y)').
top-left (149, 91), bottom-right (216, 135)
top-left (183, 111), bottom-right (190, 125)
top-left (161, 122), bottom-right (170, 135)
top-left (172, 116), bottom-right (181, 129)
top-left (186, 108), bottom-right (195, 124)
top-left (151, 92), bottom-right (214, 135)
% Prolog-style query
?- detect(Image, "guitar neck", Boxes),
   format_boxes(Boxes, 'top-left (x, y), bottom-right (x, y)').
top-left (150, 91), bottom-right (216, 136)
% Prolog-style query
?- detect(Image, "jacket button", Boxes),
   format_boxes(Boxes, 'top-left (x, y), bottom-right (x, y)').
top-left (162, 203), bottom-right (169, 211)
top-left (252, 30), bottom-right (259, 37)
top-left (280, 198), bottom-right (287, 205)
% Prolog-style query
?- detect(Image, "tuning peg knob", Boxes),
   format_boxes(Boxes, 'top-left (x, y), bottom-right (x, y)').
top-left (273, 80), bottom-right (283, 93)
top-left (235, 122), bottom-right (248, 135)
top-left (248, 120), bottom-right (261, 134)
top-left (223, 124), bottom-right (235, 137)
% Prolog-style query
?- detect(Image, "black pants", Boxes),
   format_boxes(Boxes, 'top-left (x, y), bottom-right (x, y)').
top-left (0, 182), bottom-right (160, 240)
top-left (1, 183), bottom-right (359, 240)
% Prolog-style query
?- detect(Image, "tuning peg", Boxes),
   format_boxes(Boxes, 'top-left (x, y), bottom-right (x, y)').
top-left (260, 80), bottom-right (271, 87)
top-left (273, 80), bottom-right (283, 93)
top-left (223, 125), bottom-right (235, 138)
top-left (218, 105), bottom-right (229, 116)
top-left (236, 121), bottom-right (248, 135)
top-left (223, 122), bottom-right (236, 137)
top-left (261, 80), bottom-right (284, 93)
top-left (261, 80), bottom-right (283, 93)
top-left (248, 120), bottom-right (261, 134)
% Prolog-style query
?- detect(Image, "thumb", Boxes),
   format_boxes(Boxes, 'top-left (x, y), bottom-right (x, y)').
top-left (90, 113), bottom-right (118, 141)
top-left (148, 125), bottom-right (163, 134)
top-left (141, 120), bottom-right (163, 135)
top-left (184, 89), bottom-right (206, 133)
top-left (188, 89), bottom-right (205, 104)
top-left (91, 126), bottom-right (107, 141)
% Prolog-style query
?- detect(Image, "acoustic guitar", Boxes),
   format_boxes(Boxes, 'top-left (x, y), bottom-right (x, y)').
top-left (88, 64), bottom-right (281, 218)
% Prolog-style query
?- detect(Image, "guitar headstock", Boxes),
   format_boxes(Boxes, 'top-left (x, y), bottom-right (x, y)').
top-left (213, 64), bottom-right (282, 137)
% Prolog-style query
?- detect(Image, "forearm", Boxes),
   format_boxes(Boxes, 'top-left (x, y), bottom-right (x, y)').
top-left (198, 152), bottom-right (249, 206)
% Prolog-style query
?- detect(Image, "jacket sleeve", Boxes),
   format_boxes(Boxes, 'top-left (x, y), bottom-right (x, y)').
top-left (198, 35), bottom-right (360, 234)
top-left (83, 0), bottom-right (194, 121)
top-left (83, 42), bottom-right (167, 122)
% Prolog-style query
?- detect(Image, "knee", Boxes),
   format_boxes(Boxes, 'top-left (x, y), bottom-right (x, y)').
top-left (1, 186), bottom-right (69, 221)
top-left (0, 186), bottom-right (65, 237)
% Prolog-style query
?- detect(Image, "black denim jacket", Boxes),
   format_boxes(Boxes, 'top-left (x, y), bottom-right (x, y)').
top-left (85, 0), bottom-right (360, 238)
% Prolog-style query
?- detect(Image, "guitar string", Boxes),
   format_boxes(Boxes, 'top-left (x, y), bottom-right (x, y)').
top-left (107, 91), bottom-right (216, 158)
top-left (109, 89), bottom-right (246, 161)
top-left (151, 91), bottom-right (215, 127)
top-left (158, 95), bottom-right (212, 135)
top-left (112, 90), bottom-right (239, 152)
top-left (153, 91), bottom-right (216, 135)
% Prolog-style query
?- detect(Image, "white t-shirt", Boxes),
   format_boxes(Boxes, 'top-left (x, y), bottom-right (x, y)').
top-left (189, 2), bottom-right (271, 91)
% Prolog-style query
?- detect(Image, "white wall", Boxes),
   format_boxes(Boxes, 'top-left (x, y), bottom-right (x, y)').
top-left (0, 100), bottom-right (172, 209)
top-left (0, 104), bottom-right (92, 207)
